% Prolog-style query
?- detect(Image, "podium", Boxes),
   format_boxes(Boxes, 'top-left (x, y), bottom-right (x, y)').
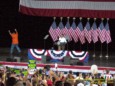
top-left (42, 55), bottom-right (47, 63)
top-left (42, 55), bottom-right (51, 63)
top-left (14, 57), bottom-right (21, 62)
top-left (63, 56), bottom-right (70, 65)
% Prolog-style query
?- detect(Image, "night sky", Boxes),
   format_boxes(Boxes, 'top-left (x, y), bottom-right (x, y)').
top-left (0, 0), bottom-right (115, 52)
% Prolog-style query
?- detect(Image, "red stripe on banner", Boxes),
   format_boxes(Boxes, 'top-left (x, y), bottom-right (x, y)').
top-left (19, 5), bottom-right (115, 18)
top-left (0, 61), bottom-right (27, 66)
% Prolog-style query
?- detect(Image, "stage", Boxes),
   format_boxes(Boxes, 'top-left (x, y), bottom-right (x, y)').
top-left (0, 48), bottom-right (115, 72)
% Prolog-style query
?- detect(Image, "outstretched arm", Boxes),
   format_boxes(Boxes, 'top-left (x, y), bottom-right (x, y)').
top-left (8, 30), bottom-right (11, 35)
top-left (15, 29), bottom-right (18, 33)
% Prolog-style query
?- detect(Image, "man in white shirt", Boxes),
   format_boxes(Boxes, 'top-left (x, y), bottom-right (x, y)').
top-left (58, 34), bottom-right (67, 50)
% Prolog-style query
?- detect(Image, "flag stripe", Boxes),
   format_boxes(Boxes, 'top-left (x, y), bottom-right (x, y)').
top-left (64, 21), bottom-right (73, 41)
top-left (49, 21), bottom-right (58, 42)
top-left (98, 21), bottom-right (106, 43)
top-left (105, 22), bottom-right (112, 43)
top-left (49, 27), bottom-right (58, 42)
top-left (20, 0), bottom-right (115, 10)
top-left (106, 31), bottom-right (112, 43)
top-left (70, 21), bottom-right (78, 43)
top-left (19, 0), bottom-right (115, 18)
top-left (70, 28), bottom-right (78, 42)
top-left (84, 28), bottom-right (92, 43)
top-left (76, 22), bottom-right (85, 44)
top-left (91, 22), bottom-right (98, 43)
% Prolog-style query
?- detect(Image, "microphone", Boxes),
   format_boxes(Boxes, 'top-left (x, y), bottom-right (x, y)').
top-left (44, 34), bottom-right (49, 40)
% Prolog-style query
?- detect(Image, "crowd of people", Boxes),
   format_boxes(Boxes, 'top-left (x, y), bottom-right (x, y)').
top-left (0, 65), bottom-right (114, 86)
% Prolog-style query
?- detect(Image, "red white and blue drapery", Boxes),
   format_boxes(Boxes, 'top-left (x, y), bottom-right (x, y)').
top-left (28, 49), bottom-right (89, 62)
top-left (19, 0), bottom-right (115, 18)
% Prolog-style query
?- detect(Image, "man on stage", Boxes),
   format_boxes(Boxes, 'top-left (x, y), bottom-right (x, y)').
top-left (8, 29), bottom-right (21, 55)
top-left (57, 34), bottom-right (67, 50)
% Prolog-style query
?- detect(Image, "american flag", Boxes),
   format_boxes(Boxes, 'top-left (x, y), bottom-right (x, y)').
top-left (69, 20), bottom-right (78, 43)
top-left (76, 21), bottom-right (85, 44)
top-left (91, 21), bottom-right (98, 43)
top-left (84, 21), bottom-right (92, 43)
top-left (105, 21), bottom-right (112, 44)
top-left (62, 20), bottom-right (72, 41)
top-left (98, 21), bottom-right (106, 43)
top-left (55, 21), bottom-right (64, 37)
top-left (49, 20), bottom-right (58, 42)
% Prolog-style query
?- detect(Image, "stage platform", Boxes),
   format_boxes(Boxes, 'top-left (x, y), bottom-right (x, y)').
top-left (0, 48), bottom-right (115, 68)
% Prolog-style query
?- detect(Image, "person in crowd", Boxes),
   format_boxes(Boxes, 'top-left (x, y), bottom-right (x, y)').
top-left (104, 69), bottom-right (112, 80)
top-left (66, 70), bottom-right (75, 86)
top-left (14, 80), bottom-right (24, 86)
top-left (6, 77), bottom-right (17, 86)
top-left (8, 29), bottom-right (21, 55)
top-left (113, 74), bottom-right (115, 86)
top-left (76, 72), bottom-right (84, 80)
top-left (55, 81), bottom-right (63, 86)
top-left (64, 82), bottom-right (72, 86)
top-left (75, 72), bottom-right (85, 86)
top-left (84, 73), bottom-right (92, 86)
top-left (0, 77), bottom-right (4, 86)
top-left (102, 69), bottom-right (113, 86)
top-left (46, 75), bottom-right (53, 86)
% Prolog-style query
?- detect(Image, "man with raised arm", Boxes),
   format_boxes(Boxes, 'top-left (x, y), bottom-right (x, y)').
top-left (8, 29), bottom-right (21, 55)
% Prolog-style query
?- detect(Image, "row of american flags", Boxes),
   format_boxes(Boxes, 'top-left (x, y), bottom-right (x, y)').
top-left (49, 17), bottom-right (112, 44)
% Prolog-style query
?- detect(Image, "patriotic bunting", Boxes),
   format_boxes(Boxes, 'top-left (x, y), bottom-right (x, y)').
top-left (28, 49), bottom-right (47, 60)
top-left (28, 49), bottom-right (89, 62)
top-left (69, 51), bottom-right (89, 62)
top-left (48, 50), bottom-right (68, 60)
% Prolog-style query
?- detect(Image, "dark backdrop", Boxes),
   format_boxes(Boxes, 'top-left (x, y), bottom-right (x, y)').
top-left (0, 0), bottom-right (115, 52)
